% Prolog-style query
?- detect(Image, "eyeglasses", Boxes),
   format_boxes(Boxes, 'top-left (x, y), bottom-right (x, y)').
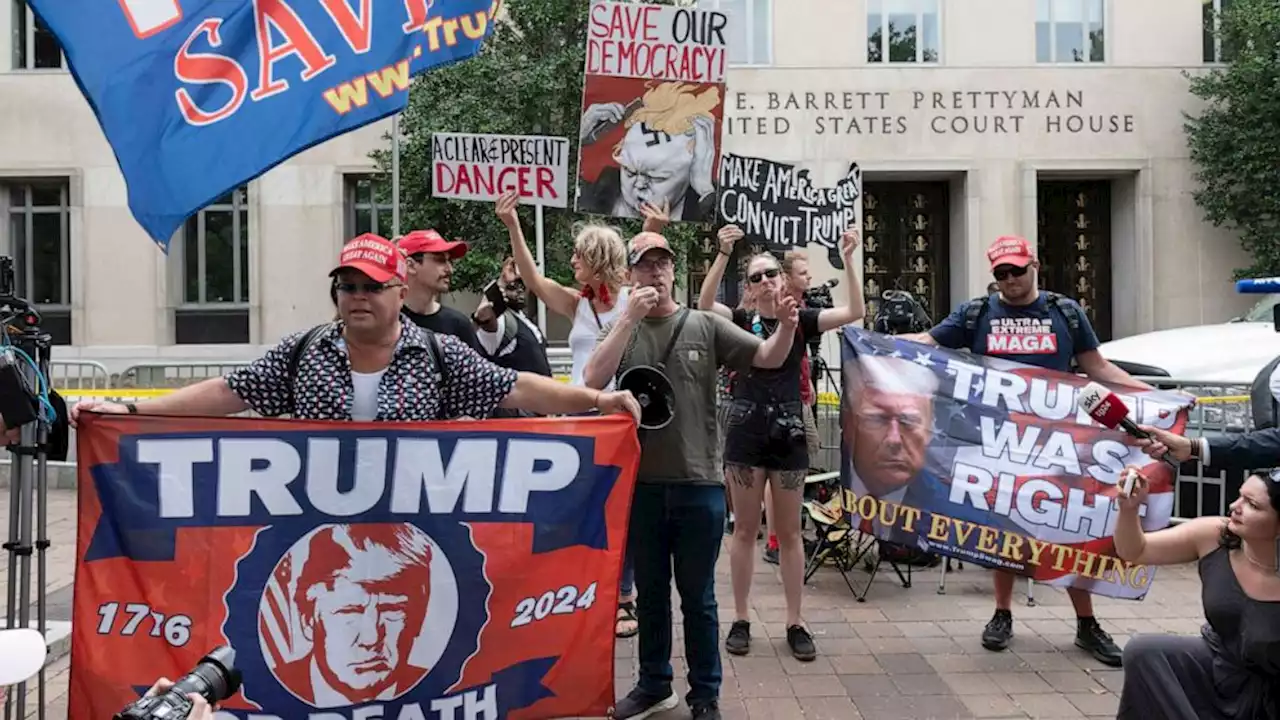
top-left (749, 268), bottom-right (781, 284)
top-left (634, 256), bottom-right (673, 272)
top-left (993, 265), bottom-right (1029, 281)
top-left (335, 281), bottom-right (401, 294)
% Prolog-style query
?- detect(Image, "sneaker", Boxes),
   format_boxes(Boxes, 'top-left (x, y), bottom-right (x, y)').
top-left (611, 687), bottom-right (678, 719)
top-left (786, 624), bottom-right (817, 661)
top-left (690, 701), bottom-right (721, 719)
top-left (1075, 617), bottom-right (1123, 667)
top-left (981, 609), bottom-right (1013, 651)
top-left (762, 545), bottom-right (779, 565)
top-left (724, 619), bottom-right (751, 656)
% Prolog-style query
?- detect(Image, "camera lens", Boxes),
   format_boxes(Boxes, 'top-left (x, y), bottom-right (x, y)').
top-left (171, 646), bottom-right (242, 702)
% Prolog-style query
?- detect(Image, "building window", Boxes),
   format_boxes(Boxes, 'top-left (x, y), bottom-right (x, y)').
top-left (2, 179), bottom-right (72, 345)
top-left (11, 0), bottom-right (63, 70)
top-left (1036, 0), bottom-right (1105, 63)
top-left (697, 0), bottom-right (772, 66)
top-left (867, 0), bottom-right (940, 64)
top-left (1203, 0), bottom-right (1232, 62)
top-left (343, 175), bottom-right (396, 240)
top-left (175, 187), bottom-right (250, 344)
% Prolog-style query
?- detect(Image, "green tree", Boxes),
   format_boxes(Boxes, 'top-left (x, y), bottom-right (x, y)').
top-left (1184, 0), bottom-right (1280, 278)
top-left (370, 0), bottom-right (704, 292)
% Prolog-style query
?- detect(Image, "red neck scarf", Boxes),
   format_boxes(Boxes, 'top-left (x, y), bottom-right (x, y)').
top-left (580, 283), bottom-right (612, 307)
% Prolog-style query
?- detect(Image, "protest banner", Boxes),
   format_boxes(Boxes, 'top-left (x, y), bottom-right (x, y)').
top-left (432, 133), bottom-right (571, 208)
top-left (718, 155), bottom-right (861, 270)
top-left (838, 328), bottom-right (1193, 600)
top-left (576, 1), bottom-right (729, 222)
top-left (69, 413), bottom-right (640, 719)
top-left (26, 0), bottom-right (500, 250)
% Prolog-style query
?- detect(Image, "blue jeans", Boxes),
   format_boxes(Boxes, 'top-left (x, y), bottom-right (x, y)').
top-left (628, 483), bottom-right (726, 706)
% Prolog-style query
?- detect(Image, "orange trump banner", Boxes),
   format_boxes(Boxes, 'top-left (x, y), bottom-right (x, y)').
top-left (69, 412), bottom-right (640, 719)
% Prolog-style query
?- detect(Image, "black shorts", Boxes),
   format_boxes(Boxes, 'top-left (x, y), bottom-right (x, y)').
top-left (723, 399), bottom-right (810, 472)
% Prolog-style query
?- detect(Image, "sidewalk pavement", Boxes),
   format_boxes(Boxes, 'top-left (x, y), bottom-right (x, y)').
top-left (5, 490), bottom-right (1206, 720)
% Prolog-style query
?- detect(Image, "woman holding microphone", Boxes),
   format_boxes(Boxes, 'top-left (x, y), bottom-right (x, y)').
top-left (1112, 466), bottom-right (1280, 719)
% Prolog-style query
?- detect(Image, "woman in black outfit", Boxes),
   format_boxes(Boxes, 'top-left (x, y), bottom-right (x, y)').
top-left (696, 223), bottom-right (863, 661)
top-left (1114, 467), bottom-right (1280, 719)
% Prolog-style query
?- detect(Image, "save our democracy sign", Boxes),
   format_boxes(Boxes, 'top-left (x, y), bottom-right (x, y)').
top-left (432, 133), bottom-right (571, 208)
top-left (717, 154), bottom-right (860, 271)
top-left (26, 0), bottom-right (500, 250)
top-left (838, 328), bottom-right (1193, 600)
top-left (70, 413), bottom-right (640, 719)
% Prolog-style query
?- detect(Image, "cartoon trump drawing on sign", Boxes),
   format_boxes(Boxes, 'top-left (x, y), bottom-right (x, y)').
top-left (577, 80), bottom-right (720, 222)
top-left (260, 523), bottom-right (457, 709)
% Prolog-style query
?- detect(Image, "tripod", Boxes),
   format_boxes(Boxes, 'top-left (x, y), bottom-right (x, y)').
top-left (2, 301), bottom-right (54, 720)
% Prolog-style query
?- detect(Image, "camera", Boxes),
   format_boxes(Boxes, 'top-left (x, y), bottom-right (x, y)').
top-left (802, 280), bottom-right (836, 311)
top-left (768, 410), bottom-right (807, 446)
top-left (114, 646), bottom-right (242, 720)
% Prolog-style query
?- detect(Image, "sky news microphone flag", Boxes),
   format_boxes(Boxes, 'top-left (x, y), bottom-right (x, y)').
top-left (24, 0), bottom-right (500, 250)
top-left (839, 327), bottom-right (1194, 600)
top-left (70, 413), bottom-right (640, 719)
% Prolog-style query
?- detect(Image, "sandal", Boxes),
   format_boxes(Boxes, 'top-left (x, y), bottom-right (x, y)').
top-left (615, 601), bottom-right (639, 638)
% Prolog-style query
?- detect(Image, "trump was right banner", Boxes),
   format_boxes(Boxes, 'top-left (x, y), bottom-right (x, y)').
top-left (839, 328), bottom-right (1194, 600)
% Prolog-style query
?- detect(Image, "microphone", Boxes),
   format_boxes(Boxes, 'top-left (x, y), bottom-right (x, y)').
top-left (1076, 382), bottom-right (1179, 469)
top-left (1235, 278), bottom-right (1280, 293)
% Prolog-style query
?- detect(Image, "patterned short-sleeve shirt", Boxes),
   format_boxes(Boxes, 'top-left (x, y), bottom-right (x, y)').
top-left (224, 317), bottom-right (518, 421)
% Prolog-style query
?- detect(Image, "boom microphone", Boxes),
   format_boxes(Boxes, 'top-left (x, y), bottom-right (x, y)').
top-left (817, 278), bottom-right (839, 289)
top-left (1235, 278), bottom-right (1280, 293)
top-left (1076, 382), bottom-right (1178, 468)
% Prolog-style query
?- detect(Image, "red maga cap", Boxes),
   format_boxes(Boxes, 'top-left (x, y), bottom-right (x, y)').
top-left (330, 233), bottom-right (406, 283)
top-left (986, 235), bottom-right (1035, 269)
top-left (398, 229), bottom-right (468, 259)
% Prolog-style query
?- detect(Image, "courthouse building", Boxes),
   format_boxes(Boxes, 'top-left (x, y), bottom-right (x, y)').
top-left (0, 0), bottom-right (1247, 370)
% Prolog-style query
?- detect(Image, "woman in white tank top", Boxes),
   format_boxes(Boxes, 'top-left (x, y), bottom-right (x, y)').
top-left (495, 190), bottom-right (666, 638)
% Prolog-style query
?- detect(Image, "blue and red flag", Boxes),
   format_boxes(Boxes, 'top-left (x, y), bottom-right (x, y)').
top-left (838, 327), bottom-right (1194, 600)
top-left (25, 0), bottom-right (498, 249)
top-left (70, 412), bottom-right (639, 719)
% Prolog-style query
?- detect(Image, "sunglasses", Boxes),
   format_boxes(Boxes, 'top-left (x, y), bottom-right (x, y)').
top-left (749, 267), bottom-right (781, 284)
top-left (993, 265), bottom-right (1029, 281)
top-left (335, 281), bottom-right (400, 294)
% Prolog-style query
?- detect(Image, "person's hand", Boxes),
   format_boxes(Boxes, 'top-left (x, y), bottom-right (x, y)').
top-left (841, 226), bottom-right (860, 264)
top-left (580, 102), bottom-right (627, 143)
top-left (640, 199), bottom-right (670, 233)
top-left (1134, 425), bottom-right (1194, 463)
top-left (689, 115), bottom-right (716, 198)
top-left (1116, 465), bottom-right (1150, 512)
top-left (777, 292), bottom-right (799, 331)
top-left (69, 400), bottom-right (129, 428)
top-left (495, 190), bottom-right (520, 228)
top-left (143, 678), bottom-right (215, 719)
top-left (717, 224), bottom-right (744, 255)
top-left (625, 286), bottom-right (659, 324)
top-left (472, 301), bottom-right (497, 328)
top-left (596, 390), bottom-right (642, 425)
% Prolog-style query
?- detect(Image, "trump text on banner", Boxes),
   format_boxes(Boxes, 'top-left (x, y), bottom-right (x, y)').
top-left (69, 413), bottom-right (640, 720)
top-left (432, 133), bottom-right (571, 208)
top-left (838, 328), bottom-right (1194, 600)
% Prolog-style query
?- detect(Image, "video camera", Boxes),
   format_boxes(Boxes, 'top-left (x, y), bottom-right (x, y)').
top-left (0, 256), bottom-right (53, 434)
top-left (114, 646), bottom-right (242, 720)
top-left (802, 279), bottom-right (837, 311)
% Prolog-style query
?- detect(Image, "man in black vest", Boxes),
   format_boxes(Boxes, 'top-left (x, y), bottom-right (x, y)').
top-left (473, 259), bottom-right (551, 419)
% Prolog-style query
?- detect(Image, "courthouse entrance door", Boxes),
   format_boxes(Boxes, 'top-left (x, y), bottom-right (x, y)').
top-left (861, 182), bottom-right (951, 324)
top-left (1036, 181), bottom-right (1113, 342)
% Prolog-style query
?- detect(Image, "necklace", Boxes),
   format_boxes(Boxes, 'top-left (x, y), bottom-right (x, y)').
top-left (1242, 546), bottom-right (1279, 571)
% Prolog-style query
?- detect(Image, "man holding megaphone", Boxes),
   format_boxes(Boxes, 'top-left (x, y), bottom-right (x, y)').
top-left (584, 232), bottom-right (798, 720)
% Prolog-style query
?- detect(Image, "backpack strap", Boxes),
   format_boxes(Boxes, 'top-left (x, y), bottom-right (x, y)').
top-left (494, 312), bottom-right (520, 358)
top-left (287, 323), bottom-right (331, 412)
top-left (1042, 291), bottom-right (1083, 349)
top-left (423, 329), bottom-right (448, 387)
top-left (961, 295), bottom-right (992, 349)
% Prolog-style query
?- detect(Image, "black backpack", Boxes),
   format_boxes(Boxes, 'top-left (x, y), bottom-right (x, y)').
top-left (1250, 354), bottom-right (1280, 430)
top-left (961, 291), bottom-right (1084, 351)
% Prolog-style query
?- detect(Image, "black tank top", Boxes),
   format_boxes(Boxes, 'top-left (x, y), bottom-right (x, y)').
top-left (1198, 546), bottom-right (1280, 718)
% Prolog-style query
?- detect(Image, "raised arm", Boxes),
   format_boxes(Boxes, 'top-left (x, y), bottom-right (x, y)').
top-left (495, 190), bottom-right (579, 319)
top-left (696, 225), bottom-right (741, 320)
top-left (816, 227), bottom-right (866, 332)
top-left (1113, 468), bottom-right (1221, 565)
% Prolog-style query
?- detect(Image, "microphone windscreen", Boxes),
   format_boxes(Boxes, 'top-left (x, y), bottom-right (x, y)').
top-left (1076, 382), bottom-right (1130, 429)
top-left (1235, 278), bottom-right (1280, 294)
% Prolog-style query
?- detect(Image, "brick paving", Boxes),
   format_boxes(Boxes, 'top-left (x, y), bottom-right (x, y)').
top-left (1, 489), bottom-right (1210, 719)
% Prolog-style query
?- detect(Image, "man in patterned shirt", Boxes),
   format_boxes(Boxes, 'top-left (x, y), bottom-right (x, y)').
top-left (69, 234), bottom-right (640, 424)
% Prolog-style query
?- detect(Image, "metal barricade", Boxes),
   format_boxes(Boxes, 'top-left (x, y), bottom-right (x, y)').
top-left (547, 346), bottom-right (572, 382)
top-left (114, 361), bottom-right (249, 388)
top-left (47, 360), bottom-right (111, 391)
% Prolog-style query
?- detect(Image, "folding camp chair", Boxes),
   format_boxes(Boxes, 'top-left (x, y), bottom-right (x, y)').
top-left (801, 486), bottom-right (913, 602)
